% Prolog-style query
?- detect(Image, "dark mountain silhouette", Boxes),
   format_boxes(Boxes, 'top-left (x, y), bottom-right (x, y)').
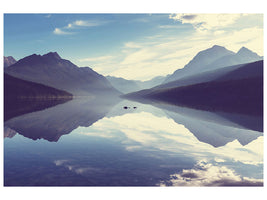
top-left (163, 45), bottom-right (262, 84)
top-left (4, 96), bottom-right (121, 142)
top-left (4, 73), bottom-right (73, 121)
top-left (4, 52), bottom-right (121, 96)
top-left (124, 60), bottom-right (263, 127)
top-left (106, 75), bottom-right (166, 94)
top-left (4, 56), bottom-right (16, 67)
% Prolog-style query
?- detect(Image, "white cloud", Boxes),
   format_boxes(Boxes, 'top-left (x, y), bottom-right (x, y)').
top-left (67, 20), bottom-right (104, 28)
top-left (53, 28), bottom-right (73, 35)
top-left (54, 159), bottom-right (69, 166)
top-left (54, 19), bottom-right (108, 35)
top-left (169, 14), bottom-right (243, 31)
top-left (159, 160), bottom-right (263, 186)
top-left (45, 14), bottom-right (51, 18)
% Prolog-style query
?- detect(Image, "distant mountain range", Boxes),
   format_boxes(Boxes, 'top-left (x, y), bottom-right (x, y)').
top-left (106, 75), bottom-right (166, 93)
top-left (4, 56), bottom-right (16, 67)
top-left (163, 45), bottom-right (262, 83)
top-left (4, 52), bottom-right (121, 96)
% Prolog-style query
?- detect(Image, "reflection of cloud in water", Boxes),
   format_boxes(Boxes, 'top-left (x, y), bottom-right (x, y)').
top-left (159, 160), bottom-right (263, 186)
top-left (77, 111), bottom-right (263, 165)
top-left (53, 159), bottom-right (101, 175)
top-left (54, 159), bottom-right (69, 166)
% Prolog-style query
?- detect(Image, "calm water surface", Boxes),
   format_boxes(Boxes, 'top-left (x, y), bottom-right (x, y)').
top-left (4, 97), bottom-right (263, 186)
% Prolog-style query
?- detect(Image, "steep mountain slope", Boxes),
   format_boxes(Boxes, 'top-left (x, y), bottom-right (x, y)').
top-left (200, 47), bottom-right (263, 73)
top-left (163, 45), bottom-right (262, 84)
top-left (163, 45), bottom-right (235, 83)
top-left (5, 52), bottom-right (121, 96)
top-left (4, 73), bottom-right (73, 121)
top-left (4, 56), bottom-right (16, 67)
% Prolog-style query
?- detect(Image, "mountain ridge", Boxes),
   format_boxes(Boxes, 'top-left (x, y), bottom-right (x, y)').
top-left (5, 52), bottom-right (121, 96)
top-left (4, 56), bottom-right (17, 67)
top-left (163, 45), bottom-right (262, 84)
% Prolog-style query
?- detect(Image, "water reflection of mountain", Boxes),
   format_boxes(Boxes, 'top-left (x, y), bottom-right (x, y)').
top-left (4, 96), bottom-right (262, 148)
top-left (106, 99), bottom-right (263, 148)
top-left (154, 103), bottom-right (263, 147)
top-left (4, 96), bottom-right (121, 142)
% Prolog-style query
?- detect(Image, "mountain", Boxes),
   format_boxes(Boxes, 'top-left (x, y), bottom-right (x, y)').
top-left (152, 60), bottom-right (260, 91)
top-left (4, 73), bottom-right (73, 121)
top-left (106, 75), bottom-right (166, 94)
top-left (163, 45), bottom-right (235, 83)
top-left (199, 46), bottom-right (263, 73)
top-left (163, 45), bottom-right (262, 84)
top-left (106, 76), bottom-right (142, 93)
top-left (4, 52), bottom-right (121, 96)
top-left (136, 76), bottom-right (166, 89)
top-left (124, 60), bottom-right (263, 122)
top-left (4, 56), bottom-right (16, 67)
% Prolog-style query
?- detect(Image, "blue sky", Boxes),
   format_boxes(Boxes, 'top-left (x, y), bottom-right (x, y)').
top-left (4, 14), bottom-right (263, 80)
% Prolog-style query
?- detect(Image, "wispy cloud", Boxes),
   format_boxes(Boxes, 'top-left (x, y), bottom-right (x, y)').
top-left (66, 20), bottom-right (107, 29)
top-left (53, 28), bottom-right (74, 35)
top-left (54, 159), bottom-right (69, 166)
top-left (53, 159), bottom-right (101, 175)
top-left (45, 14), bottom-right (51, 18)
top-left (169, 14), bottom-right (243, 31)
top-left (159, 160), bottom-right (263, 186)
top-left (53, 19), bottom-right (109, 35)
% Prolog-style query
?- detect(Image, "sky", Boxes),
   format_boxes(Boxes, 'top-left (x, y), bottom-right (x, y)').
top-left (4, 13), bottom-right (263, 80)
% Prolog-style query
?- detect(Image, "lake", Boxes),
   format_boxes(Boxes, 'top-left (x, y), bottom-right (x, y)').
top-left (4, 97), bottom-right (263, 186)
